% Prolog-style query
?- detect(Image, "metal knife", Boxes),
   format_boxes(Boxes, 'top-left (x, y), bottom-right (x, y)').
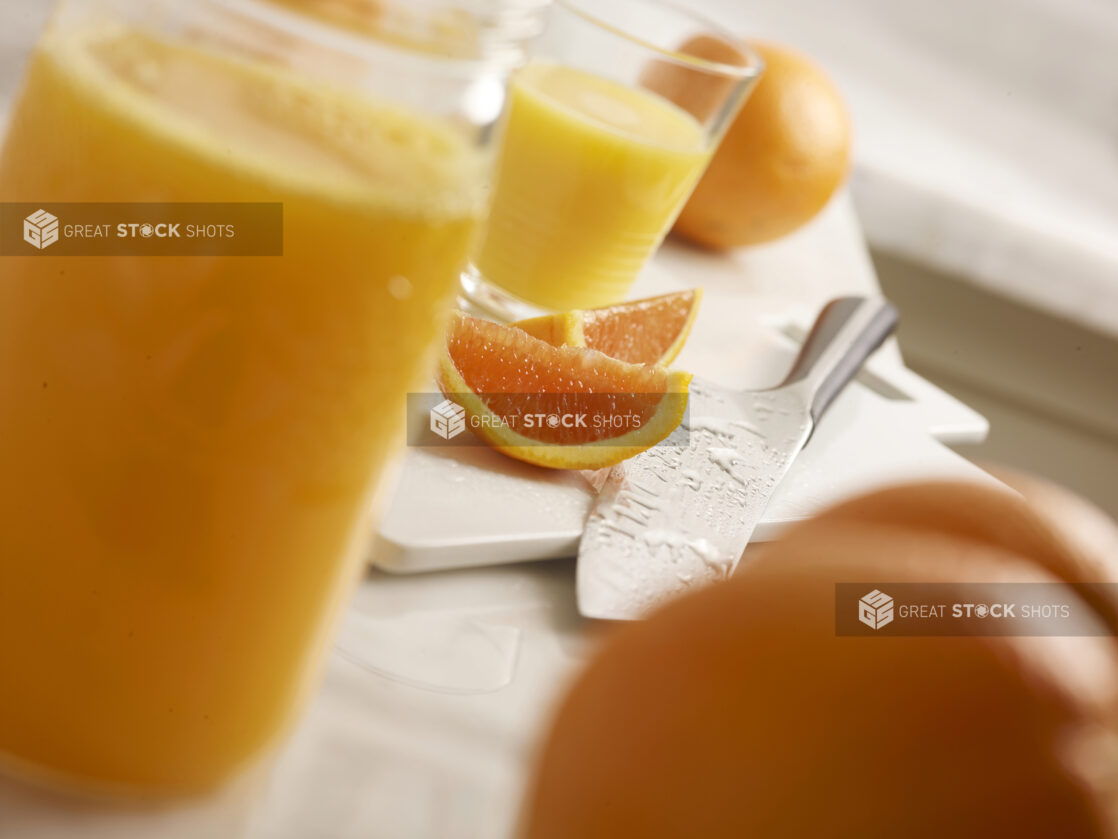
top-left (576, 296), bottom-right (899, 620)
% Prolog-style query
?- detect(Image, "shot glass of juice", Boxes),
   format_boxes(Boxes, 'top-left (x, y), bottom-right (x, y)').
top-left (0, 0), bottom-right (542, 795)
top-left (459, 0), bottom-right (763, 317)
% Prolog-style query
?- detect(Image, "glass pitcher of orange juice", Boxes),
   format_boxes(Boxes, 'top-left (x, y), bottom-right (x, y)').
top-left (0, 0), bottom-right (540, 795)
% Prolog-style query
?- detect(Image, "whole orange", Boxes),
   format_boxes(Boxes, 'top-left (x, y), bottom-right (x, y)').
top-left (672, 40), bottom-right (852, 248)
top-left (518, 479), bottom-right (1118, 839)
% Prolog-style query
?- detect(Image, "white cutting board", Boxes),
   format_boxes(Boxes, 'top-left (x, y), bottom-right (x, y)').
top-left (371, 269), bottom-right (994, 574)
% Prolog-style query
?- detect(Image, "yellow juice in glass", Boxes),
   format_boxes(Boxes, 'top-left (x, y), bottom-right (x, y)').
top-left (0, 24), bottom-right (482, 791)
top-left (473, 61), bottom-right (710, 311)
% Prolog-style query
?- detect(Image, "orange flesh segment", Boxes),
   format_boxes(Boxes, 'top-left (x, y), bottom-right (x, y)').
top-left (581, 289), bottom-right (700, 365)
top-left (512, 289), bottom-right (701, 366)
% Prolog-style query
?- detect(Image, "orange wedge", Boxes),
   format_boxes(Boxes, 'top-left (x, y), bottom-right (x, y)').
top-left (514, 289), bottom-right (702, 366)
top-left (437, 312), bottom-right (692, 470)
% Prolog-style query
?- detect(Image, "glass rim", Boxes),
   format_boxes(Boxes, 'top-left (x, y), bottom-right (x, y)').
top-left (555, 0), bottom-right (764, 81)
top-left (193, 0), bottom-right (537, 72)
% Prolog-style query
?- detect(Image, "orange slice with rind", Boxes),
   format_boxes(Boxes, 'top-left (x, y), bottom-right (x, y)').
top-left (437, 311), bottom-right (692, 470)
top-left (514, 289), bottom-right (702, 366)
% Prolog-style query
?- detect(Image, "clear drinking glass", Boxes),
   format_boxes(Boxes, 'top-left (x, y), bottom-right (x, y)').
top-left (0, 0), bottom-right (539, 795)
top-left (459, 0), bottom-right (763, 319)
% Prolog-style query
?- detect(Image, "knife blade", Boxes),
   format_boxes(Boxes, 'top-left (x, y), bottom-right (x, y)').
top-left (576, 296), bottom-right (899, 620)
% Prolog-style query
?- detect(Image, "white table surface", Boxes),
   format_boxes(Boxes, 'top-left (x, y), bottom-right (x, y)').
top-left (0, 194), bottom-right (935, 839)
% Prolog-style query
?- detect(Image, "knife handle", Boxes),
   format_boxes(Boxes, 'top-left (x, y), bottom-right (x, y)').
top-left (781, 296), bottom-right (899, 425)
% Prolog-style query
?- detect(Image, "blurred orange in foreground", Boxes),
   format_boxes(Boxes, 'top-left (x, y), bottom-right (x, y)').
top-left (659, 39), bottom-right (852, 249)
top-left (520, 477), bottom-right (1118, 839)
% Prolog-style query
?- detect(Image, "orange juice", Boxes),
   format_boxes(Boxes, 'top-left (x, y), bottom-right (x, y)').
top-left (0, 24), bottom-right (482, 791)
top-left (473, 61), bottom-right (709, 310)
